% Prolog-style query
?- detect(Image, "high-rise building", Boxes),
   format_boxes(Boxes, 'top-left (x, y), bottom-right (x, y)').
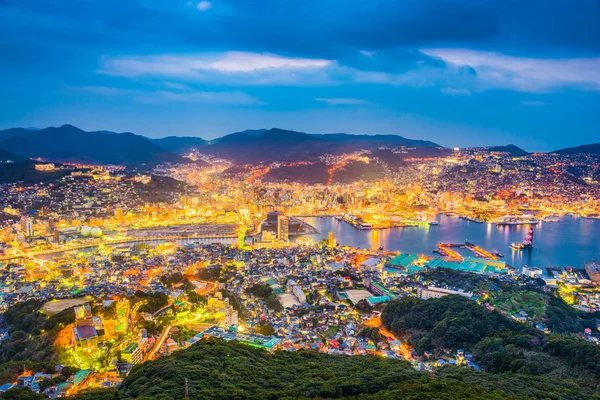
top-left (327, 232), bottom-right (336, 247)
top-left (53, 229), bottom-right (61, 244)
top-left (20, 216), bottom-right (34, 237)
top-left (277, 215), bottom-right (289, 242)
top-left (121, 343), bottom-right (143, 365)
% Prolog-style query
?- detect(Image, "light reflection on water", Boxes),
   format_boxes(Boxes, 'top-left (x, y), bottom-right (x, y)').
top-left (298, 215), bottom-right (600, 271)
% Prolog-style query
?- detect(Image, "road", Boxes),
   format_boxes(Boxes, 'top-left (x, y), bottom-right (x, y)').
top-left (145, 324), bottom-right (174, 361)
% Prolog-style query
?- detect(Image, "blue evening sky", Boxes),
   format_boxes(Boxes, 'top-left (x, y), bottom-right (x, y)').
top-left (1, 0), bottom-right (599, 151)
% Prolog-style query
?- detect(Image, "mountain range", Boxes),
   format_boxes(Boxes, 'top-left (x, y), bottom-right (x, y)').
top-left (552, 143), bottom-right (600, 155)
top-left (486, 144), bottom-right (530, 157)
top-left (0, 124), bottom-right (598, 166)
top-left (0, 125), bottom-right (444, 165)
top-left (0, 125), bottom-right (185, 166)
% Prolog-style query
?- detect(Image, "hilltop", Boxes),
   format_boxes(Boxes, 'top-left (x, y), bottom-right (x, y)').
top-left (54, 339), bottom-right (597, 400)
top-left (552, 143), bottom-right (600, 155)
top-left (0, 125), bottom-right (443, 166)
top-left (486, 144), bottom-right (529, 156)
top-left (0, 125), bottom-right (186, 166)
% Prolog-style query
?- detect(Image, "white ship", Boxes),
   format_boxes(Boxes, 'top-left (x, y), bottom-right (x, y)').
top-left (541, 215), bottom-right (561, 223)
top-left (496, 215), bottom-right (539, 226)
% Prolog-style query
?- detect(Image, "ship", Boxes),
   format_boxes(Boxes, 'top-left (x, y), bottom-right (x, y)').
top-left (428, 220), bottom-right (439, 226)
top-left (511, 227), bottom-right (534, 250)
top-left (541, 215), bottom-right (561, 223)
top-left (497, 215), bottom-right (539, 226)
top-left (582, 214), bottom-right (600, 220)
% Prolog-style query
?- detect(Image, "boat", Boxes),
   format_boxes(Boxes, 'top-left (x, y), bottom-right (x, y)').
top-left (428, 221), bottom-right (439, 226)
top-left (492, 250), bottom-right (504, 258)
top-left (541, 215), bottom-right (561, 223)
top-left (582, 214), bottom-right (600, 220)
top-left (496, 215), bottom-right (539, 226)
top-left (460, 216), bottom-right (485, 223)
top-left (511, 227), bottom-right (534, 250)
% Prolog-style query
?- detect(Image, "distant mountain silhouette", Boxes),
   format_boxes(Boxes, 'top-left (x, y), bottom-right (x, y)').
top-left (0, 148), bottom-right (27, 163)
top-left (552, 143), bottom-right (600, 155)
top-left (311, 133), bottom-right (439, 150)
top-left (150, 136), bottom-right (208, 154)
top-left (205, 128), bottom-right (327, 164)
top-left (0, 124), bottom-right (444, 166)
top-left (0, 125), bottom-right (186, 166)
top-left (487, 144), bottom-right (529, 156)
top-left (203, 128), bottom-right (442, 164)
top-left (0, 161), bottom-right (74, 183)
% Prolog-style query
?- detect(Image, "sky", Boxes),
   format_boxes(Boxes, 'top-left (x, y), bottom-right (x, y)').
top-left (0, 0), bottom-right (599, 151)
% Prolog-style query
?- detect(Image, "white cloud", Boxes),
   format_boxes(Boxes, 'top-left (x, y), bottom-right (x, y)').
top-left (72, 85), bottom-right (262, 105)
top-left (196, 1), bottom-right (212, 11)
top-left (97, 49), bottom-right (600, 93)
top-left (101, 52), bottom-right (331, 75)
top-left (314, 98), bottom-right (368, 105)
top-left (421, 48), bottom-right (600, 92)
top-left (208, 52), bottom-right (331, 72)
top-left (440, 87), bottom-right (471, 96)
top-left (521, 100), bottom-right (546, 106)
top-left (360, 50), bottom-right (376, 57)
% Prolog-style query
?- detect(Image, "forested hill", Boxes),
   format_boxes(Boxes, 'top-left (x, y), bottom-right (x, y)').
top-left (16, 339), bottom-right (594, 400)
top-left (381, 295), bottom-right (600, 393)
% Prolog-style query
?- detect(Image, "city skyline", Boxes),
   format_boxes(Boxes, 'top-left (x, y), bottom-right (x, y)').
top-left (1, 0), bottom-right (599, 151)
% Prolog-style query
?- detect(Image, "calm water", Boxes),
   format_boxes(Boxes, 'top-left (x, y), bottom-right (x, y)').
top-left (298, 216), bottom-right (600, 271)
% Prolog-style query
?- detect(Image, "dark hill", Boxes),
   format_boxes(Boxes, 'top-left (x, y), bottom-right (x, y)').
top-left (311, 132), bottom-right (440, 150)
top-left (206, 128), bottom-right (327, 164)
top-left (0, 148), bottom-right (27, 163)
top-left (0, 161), bottom-right (74, 184)
top-left (0, 125), bottom-right (186, 166)
top-left (553, 143), bottom-right (600, 155)
top-left (150, 136), bottom-right (208, 154)
top-left (382, 294), bottom-right (600, 392)
top-left (204, 128), bottom-right (442, 164)
top-left (487, 144), bottom-right (529, 156)
top-left (64, 339), bottom-right (596, 400)
top-left (0, 124), bottom-right (445, 166)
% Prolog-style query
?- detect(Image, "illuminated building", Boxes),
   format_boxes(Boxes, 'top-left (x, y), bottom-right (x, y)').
top-left (418, 286), bottom-right (473, 300)
top-left (73, 303), bottom-right (105, 350)
top-left (207, 296), bottom-right (228, 311)
top-left (34, 163), bottom-right (56, 171)
top-left (327, 232), bottom-right (336, 247)
top-left (20, 216), bottom-right (34, 237)
top-left (277, 215), bottom-right (289, 241)
top-left (121, 343), bottom-right (143, 365)
top-left (584, 261), bottom-right (600, 283)
top-left (222, 307), bottom-right (239, 327)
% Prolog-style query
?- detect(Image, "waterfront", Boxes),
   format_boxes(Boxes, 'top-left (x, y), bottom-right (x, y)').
top-left (299, 215), bottom-right (600, 272)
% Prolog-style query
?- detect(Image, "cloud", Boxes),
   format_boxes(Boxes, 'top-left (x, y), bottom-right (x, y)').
top-left (72, 85), bottom-right (262, 105)
top-left (98, 49), bottom-right (600, 93)
top-left (314, 98), bottom-right (368, 105)
top-left (440, 87), bottom-right (471, 96)
top-left (101, 52), bottom-right (331, 75)
top-left (196, 1), bottom-right (212, 11)
top-left (421, 48), bottom-right (600, 92)
top-left (99, 52), bottom-right (335, 85)
top-left (360, 50), bottom-right (376, 57)
top-left (521, 100), bottom-right (546, 106)
top-left (208, 52), bottom-right (331, 72)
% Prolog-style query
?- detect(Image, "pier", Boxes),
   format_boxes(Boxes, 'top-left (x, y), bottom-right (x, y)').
top-left (435, 241), bottom-right (498, 261)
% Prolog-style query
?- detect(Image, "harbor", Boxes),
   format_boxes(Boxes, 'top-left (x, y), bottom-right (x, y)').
top-left (298, 215), bottom-right (600, 273)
